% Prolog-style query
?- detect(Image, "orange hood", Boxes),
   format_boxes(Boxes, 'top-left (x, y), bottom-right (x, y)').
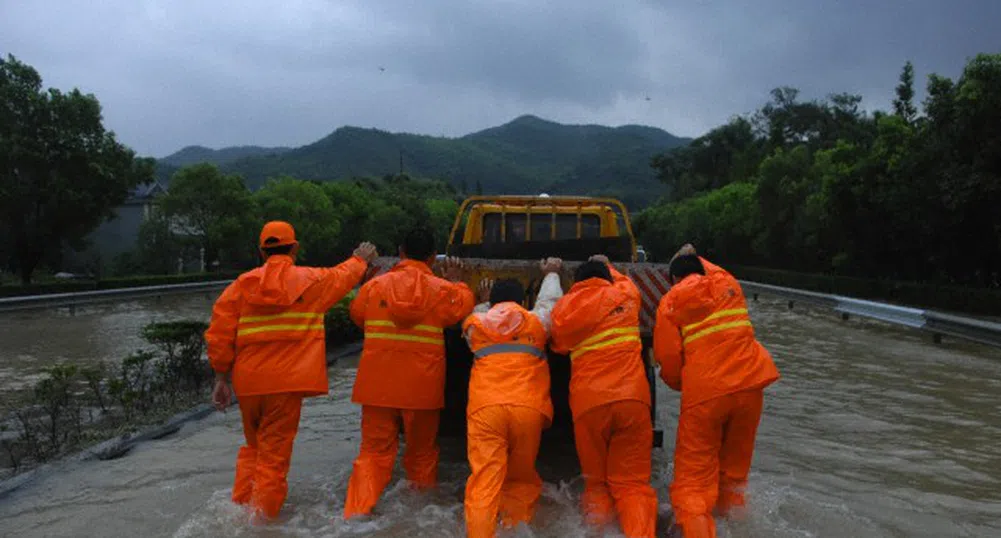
top-left (383, 260), bottom-right (441, 328)
top-left (662, 273), bottom-right (720, 326)
top-left (478, 303), bottom-right (528, 338)
top-left (552, 278), bottom-right (629, 343)
top-left (245, 255), bottom-right (314, 307)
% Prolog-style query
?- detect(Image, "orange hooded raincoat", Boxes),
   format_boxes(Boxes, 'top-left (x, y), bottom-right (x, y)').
top-left (461, 272), bottom-right (563, 538)
top-left (205, 252), bottom-right (369, 519)
top-left (550, 264), bottom-right (657, 538)
top-left (342, 259), bottom-right (475, 519)
top-left (653, 256), bottom-right (780, 538)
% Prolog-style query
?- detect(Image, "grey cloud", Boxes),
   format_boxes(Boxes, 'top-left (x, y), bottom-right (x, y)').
top-left (1, 0), bottom-right (999, 157)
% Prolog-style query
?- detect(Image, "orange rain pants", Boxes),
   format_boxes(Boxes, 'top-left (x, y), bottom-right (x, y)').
top-left (574, 400), bottom-right (658, 538)
top-left (232, 393), bottom-right (304, 518)
top-left (465, 404), bottom-right (546, 538)
top-left (343, 405), bottom-right (440, 518)
top-left (671, 389), bottom-right (764, 538)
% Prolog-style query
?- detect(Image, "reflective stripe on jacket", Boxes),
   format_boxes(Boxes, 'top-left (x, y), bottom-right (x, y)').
top-left (653, 256), bottom-right (780, 409)
top-left (349, 259), bottom-right (475, 410)
top-left (550, 265), bottom-right (651, 420)
top-left (462, 272), bottom-right (563, 423)
top-left (205, 254), bottom-right (369, 397)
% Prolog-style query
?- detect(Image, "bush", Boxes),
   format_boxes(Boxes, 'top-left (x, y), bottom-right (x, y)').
top-left (1, 319), bottom-right (212, 475)
top-left (325, 289), bottom-right (362, 345)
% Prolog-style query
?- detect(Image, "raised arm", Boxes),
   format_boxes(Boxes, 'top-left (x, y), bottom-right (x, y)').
top-left (434, 256), bottom-right (476, 326)
top-left (653, 296), bottom-right (684, 391)
top-left (531, 257), bottom-right (565, 334)
top-left (437, 281), bottom-right (476, 326)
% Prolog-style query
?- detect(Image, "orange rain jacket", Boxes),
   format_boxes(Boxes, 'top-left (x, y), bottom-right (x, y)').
top-left (462, 271), bottom-right (563, 424)
top-left (461, 272), bottom-right (562, 537)
top-left (550, 264), bottom-right (657, 538)
top-left (550, 265), bottom-right (650, 419)
top-left (206, 254), bottom-right (369, 397)
top-left (349, 259), bottom-right (475, 410)
top-left (653, 256), bottom-right (779, 409)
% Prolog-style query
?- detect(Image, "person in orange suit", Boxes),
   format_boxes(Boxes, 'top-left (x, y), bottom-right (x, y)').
top-left (550, 255), bottom-right (658, 538)
top-left (462, 258), bottom-right (565, 538)
top-left (653, 244), bottom-right (780, 538)
top-left (205, 221), bottom-right (378, 523)
top-left (342, 227), bottom-right (475, 519)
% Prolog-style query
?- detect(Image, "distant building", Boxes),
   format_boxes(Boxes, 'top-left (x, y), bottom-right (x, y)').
top-left (63, 181), bottom-right (167, 273)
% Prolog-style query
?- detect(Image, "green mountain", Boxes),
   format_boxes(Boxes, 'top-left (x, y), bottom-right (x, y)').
top-left (160, 145), bottom-right (291, 167)
top-left (155, 115), bottom-right (691, 209)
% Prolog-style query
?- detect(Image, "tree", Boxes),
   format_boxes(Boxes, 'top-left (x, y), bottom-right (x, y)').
top-left (254, 176), bottom-right (341, 265)
top-left (639, 53), bottom-right (1001, 288)
top-left (158, 163), bottom-right (257, 270)
top-left (134, 209), bottom-right (183, 275)
top-left (0, 54), bottom-right (154, 283)
top-left (893, 61), bottom-right (918, 122)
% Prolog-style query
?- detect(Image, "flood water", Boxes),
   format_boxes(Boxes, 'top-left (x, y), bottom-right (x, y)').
top-left (0, 293), bottom-right (215, 399)
top-left (1, 296), bottom-right (1000, 537)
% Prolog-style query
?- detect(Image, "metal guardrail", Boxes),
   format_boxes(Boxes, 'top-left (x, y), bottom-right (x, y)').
top-left (739, 280), bottom-right (1001, 349)
top-left (0, 280), bottom-right (232, 314)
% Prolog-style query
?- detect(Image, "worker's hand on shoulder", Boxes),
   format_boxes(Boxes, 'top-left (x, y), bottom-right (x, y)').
top-left (353, 242), bottom-right (378, 263)
top-left (540, 257), bottom-right (562, 274)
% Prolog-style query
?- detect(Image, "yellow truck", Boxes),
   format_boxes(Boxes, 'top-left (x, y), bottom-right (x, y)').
top-left (367, 195), bottom-right (672, 448)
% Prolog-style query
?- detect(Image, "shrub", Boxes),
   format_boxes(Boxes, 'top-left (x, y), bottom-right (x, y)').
top-left (326, 289), bottom-right (362, 345)
top-left (2, 318), bottom-right (214, 475)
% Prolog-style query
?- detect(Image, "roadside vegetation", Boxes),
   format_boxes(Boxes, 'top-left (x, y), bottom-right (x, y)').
top-left (637, 54), bottom-right (1001, 295)
top-left (0, 296), bottom-right (360, 480)
top-left (4, 52), bottom-right (1000, 315)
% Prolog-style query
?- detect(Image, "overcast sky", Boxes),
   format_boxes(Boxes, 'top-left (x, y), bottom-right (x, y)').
top-left (2, 0), bottom-right (998, 158)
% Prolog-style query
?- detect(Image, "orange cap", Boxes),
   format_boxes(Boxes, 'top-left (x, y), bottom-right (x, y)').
top-left (259, 221), bottom-right (298, 248)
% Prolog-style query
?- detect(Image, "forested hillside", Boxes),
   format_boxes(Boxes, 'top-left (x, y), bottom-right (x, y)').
top-left (160, 145), bottom-right (291, 168)
top-left (155, 115), bottom-right (690, 209)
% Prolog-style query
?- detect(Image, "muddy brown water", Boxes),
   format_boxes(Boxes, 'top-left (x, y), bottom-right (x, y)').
top-left (0, 295), bottom-right (1000, 537)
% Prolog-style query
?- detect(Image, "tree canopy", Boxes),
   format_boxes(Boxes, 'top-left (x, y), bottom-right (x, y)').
top-left (132, 168), bottom-right (462, 274)
top-left (637, 53), bottom-right (1001, 288)
top-left (0, 54), bottom-right (153, 283)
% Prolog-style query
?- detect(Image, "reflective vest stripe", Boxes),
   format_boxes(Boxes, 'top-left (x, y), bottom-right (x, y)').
top-left (363, 319), bottom-right (445, 346)
top-left (239, 312), bottom-right (324, 323)
top-left (681, 308), bottom-right (749, 336)
top-left (365, 333), bottom-right (444, 345)
top-left (570, 326), bottom-right (641, 360)
top-left (473, 343), bottom-right (546, 360)
top-left (237, 323), bottom-right (324, 337)
top-left (364, 320), bottom-right (443, 334)
top-left (575, 326), bottom-right (640, 349)
top-left (683, 320), bottom-right (753, 345)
